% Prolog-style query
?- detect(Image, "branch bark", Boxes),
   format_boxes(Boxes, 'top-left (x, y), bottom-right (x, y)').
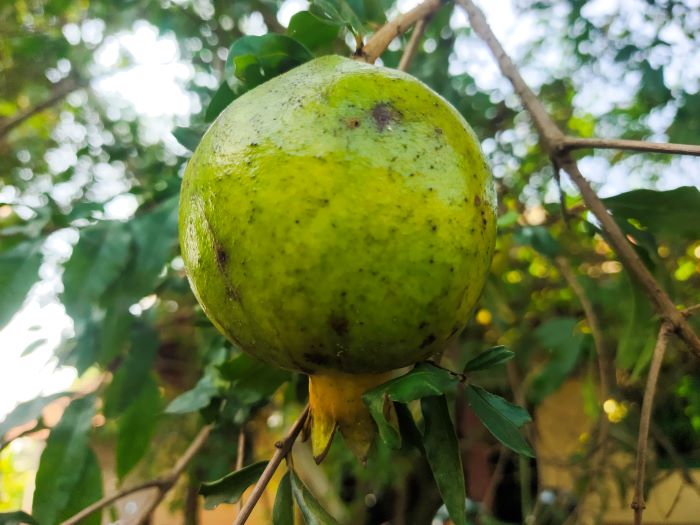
top-left (398, 17), bottom-right (429, 72)
top-left (359, 0), bottom-right (443, 64)
top-left (456, 0), bottom-right (700, 358)
top-left (233, 405), bottom-right (309, 525)
top-left (560, 136), bottom-right (700, 157)
top-left (60, 424), bottom-right (213, 525)
top-left (631, 324), bottom-right (671, 525)
top-left (0, 78), bottom-right (84, 139)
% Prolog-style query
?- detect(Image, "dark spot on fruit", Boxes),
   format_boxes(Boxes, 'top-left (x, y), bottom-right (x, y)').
top-left (420, 334), bottom-right (436, 348)
top-left (475, 195), bottom-right (482, 206)
top-left (216, 247), bottom-right (227, 266)
top-left (449, 325), bottom-right (460, 336)
top-left (371, 102), bottom-right (402, 131)
top-left (435, 127), bottom-right (443, 135)
top-left (304, 352), bottom-right (331, 366)
top-left (329, 315), bottom-right (349, 336)
top-left (346, 117), bottom-right (361, 128)
top-left (419, 321), bottom-right (429, 329)
top-left (250, 142), bottom-right (258, 147)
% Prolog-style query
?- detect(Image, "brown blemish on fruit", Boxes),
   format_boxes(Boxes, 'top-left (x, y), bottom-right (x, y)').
top-left (329, 315), bottom-right (349, 336)
top-left (420, 334), bottom-right (436, 348)
top-left (371, 102), bottom-right (402, 131)
top-left (475, 195), bottom-right (482, 206)
top-left (346, 117), bottom-right (361, 128)
top-left (304, 352), bottom-right (332, 367)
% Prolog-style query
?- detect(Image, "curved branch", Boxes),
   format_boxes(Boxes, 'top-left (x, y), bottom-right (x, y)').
top-left (398, 17), bottom-right (429, 72)
top-left (632, 324), bottom-right (671, 525)
top-left (456, 0), bottom-right (700, 357)
top-left (0, 79), bottom-right (84, 139)
top-left (359, 0), bottom-right (443, 64)
top-left (233, 405), bottom-right (309, 525)
top-left (560, 136), bottom-right (700, 157)
top-left (60, 424), bottom-right (213, 525)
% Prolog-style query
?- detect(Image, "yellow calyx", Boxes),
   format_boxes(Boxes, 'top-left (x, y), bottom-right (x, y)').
top-left (306, 370), bottom-right (397, 464)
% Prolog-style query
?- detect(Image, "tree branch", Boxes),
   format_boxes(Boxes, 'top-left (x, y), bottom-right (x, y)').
top-left (233, 405), bottom-right (309, 525)
top-left (632, 324), bottom-right (671, 525)
top-left (398, 17), bottom-right (429, 72)
top-left (555, 256), bottom-right (613, 400)
top-left (359, 0), bottom-right (443, 64)
top-left (560, 136), bottom-right (700, 157)
top-left (456, 0), bottom-right (700, 357)
top-left (60, 424), bottom-right (213, 525)
top-left (0, 78), bottom-right (84, 139)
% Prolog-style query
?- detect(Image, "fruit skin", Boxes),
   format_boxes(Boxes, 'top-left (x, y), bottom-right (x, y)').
top-left (179, 55), bottom-right (496, 376)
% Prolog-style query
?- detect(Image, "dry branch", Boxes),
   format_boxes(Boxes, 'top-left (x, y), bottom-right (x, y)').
top-left (232, 406), bottom-right (309, 525)
top-left (398, 17), bottom-right (429, 72)
top-left (560, 137), bottom-right (700, 157)
top-left (359, 0), bottom-right (443, 64)
top-left (60, 424), bottom-right (213, 525)
top-left (631, 324), bottom-right (671, 525)
top-left (456, 0), bottom-right (700, 357)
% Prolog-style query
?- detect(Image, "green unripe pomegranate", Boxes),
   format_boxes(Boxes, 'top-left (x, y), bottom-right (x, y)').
top-left (179, 55), bottom-right (496, 461)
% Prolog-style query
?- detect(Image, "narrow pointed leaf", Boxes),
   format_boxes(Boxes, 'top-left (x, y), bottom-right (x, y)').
top-left (290, 470), bottom-right (339, 525)
top-left (363, 363), bottom-right (458, 449)
top-left (33, 396), bottom-right (96, 525)
top-left (199, 461), bottom-right (268, 509)
top-left (421, 395), bottom-right (467, 525)
top-left (0, 239), bottom-right (43, 329)
top-left (272, 471), bottom-right (294, 525)
top-left (466, 385), bottom-right (534, 457)
top-left (463, 346), bottom-right (514, 372)
top-left (0, 392), bottom-right (68, 439)
top-left (57, 447), bottom-right (103, 525)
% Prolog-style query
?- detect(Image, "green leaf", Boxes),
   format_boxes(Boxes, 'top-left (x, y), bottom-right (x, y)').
top-left (309, 0), bottom-right (366, 35)
top-left (103, 323), bottom-right (159, 418)
top-left (96, 306), bottom-right (132, 366)
top-left (420, 395), bottom-right (466, 525)
top-left (33, 396), bottom-right (96, 525)
top-left (199, 461), bottom-right (268, 510)
top-left (205, 82), bottom-right (237, 122)
top-left (464, 346), bottom-right (514, 372)
top-left (466, 385), bottom-right (534, 457)
top-left (116, 375), bottom-right (161, 480)
top-left (617, 278), bottom-right (656, 376)
top-left (272, 471), bottom-right (293, 525)
top-left (668, 92), bottom-right (700, 144)
top-left (0, 239), bottom-right (42, 329)
top-left (529, 317), bottom-right (586, 403)
top-left (0, 511), bottom-right (40, 525)
top-left (165, 374), bottom-right (218, 414)
top-left (173, 126), bottom-right (206, 152)
top-left (287, 11), bottom-right (340, 51)
top-left (513, 226), bottom-right (559, 258)
top-left (603, 186), bottom-right (700, 242)
top-left (57, 447), bottom-right (103, 525)
top-left (219, 353), bottom-right (290, 405)
top-left (467, 386), bottom-right (531, 428)
top-left (61, 221), bottom-right (131, 321)
top-left (225, 35), bottom-right (313, 91)
top-left (363, 363), bottom-right (458, 449)
top-left (0, 392), bottom-right (67, 439)
top-left (290, 469), bottom-right (339, 525)
top-left (122, 196), bottom-right (179, 298)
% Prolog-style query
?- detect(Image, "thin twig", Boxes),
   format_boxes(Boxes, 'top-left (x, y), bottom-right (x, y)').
top-left (650, 423), bottom-right (700, 500)
top-left (398, 17), bottom-right (429, 72)
top-left (456, 0), bottom-right (700, 357)
top-left (0, 78), bottom-right (83, 139)
top-left (631, 324), bottom-right (671, 525)
top-left (236, 429), bottom-right (246, 511)
top-left (60, 424), bottom-right (213, 525)
top-left (555, 256), bottom-right (612, 400)
top-left (233, 406), bottom-right (309, 525)
top-left (359, 0), bottom-right (443, 64)
top-left (482, 446), bottom-right (510, 511)
top-left (560, 137), bottom-right (700, 157)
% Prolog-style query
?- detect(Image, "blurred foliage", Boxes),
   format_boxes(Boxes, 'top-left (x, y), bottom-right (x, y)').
top-left (1, 0), bottom-right (700, 524)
